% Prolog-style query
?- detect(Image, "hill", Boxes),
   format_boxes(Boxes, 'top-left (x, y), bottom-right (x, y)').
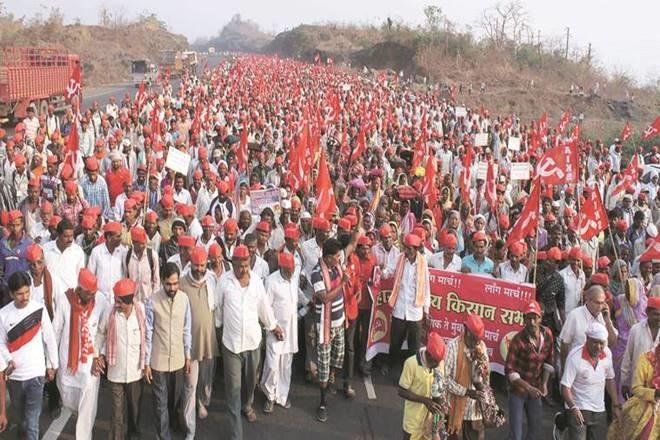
top-left (196, 14), bottom-right (272, 53)
top-left (0, 10), bottom-right (189, 86)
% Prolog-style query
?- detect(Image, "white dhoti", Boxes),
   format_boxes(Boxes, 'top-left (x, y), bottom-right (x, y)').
top-left (260, 342), bottom-right (294, 406)
top-left (57, 373), bottom-right (100, 440)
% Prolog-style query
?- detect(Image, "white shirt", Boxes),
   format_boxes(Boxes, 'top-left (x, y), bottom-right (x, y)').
top-left (265, 271), bottom-right (302, 354)
top-left (496, 261), bottom-right (528, 283)
top-left (173, 188), bottom-right (193, 205)
top-left (88, 243), bottom-right (127, 302)
top-left (301, 238), bottom-right (322, 284)
top-left (429, 252), bottom-right (462, 272)
top-left (559, 266), bottom-right (586, 316)
top-left (561, 345), bottom-right (614, 412)
top-left (216, 270), bottom-right (277, 354)
top-left (252, 255), bottom-right (270, 283)
top-left (620, 319), bottom-right (657, 387)
top-left (0, 301), bottom-right (59, 380)
top-left (372, 242), bottom-right (401, 278)
top-left (187, 218), bottom-right (203, 240)
top-left (392, 256), bottom-right (431, 322)
top-left (42, 240), bottom-right (86, 290)
top-left (28, 271), bottom-right (64, 312)
top-left (559, 305), bottom-right (618, 351)
top-left (96, 304), bottom-right (144, 383)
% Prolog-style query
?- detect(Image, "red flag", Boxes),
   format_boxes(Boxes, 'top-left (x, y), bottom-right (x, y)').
top-left (641, 117), bottom-right (660, 140)
top-left (611, 155), bottom-right (641, 198)
top-left (538, 112), bottom-right (548, 134)
top-left (556, 111), bottom-right (571, 134)
top-left (64, 117), bottom-right (80, 168)
top-left (135, 81), bottom-right (147, 111)
top-left (315, 150), bottom-right (337, 219)
top-left (536, 144), bottom-right (577, 184)
top-left (350, 122), bottom-right (367, 161)
top-left (506, 178), bottom-right (540, 245)
top-left (484, 160), bottom-right (497, 208)
top-left (65, 63), bottom-right (82, 103)
top-left (422, 156), bottom-right (438, 209)
top-left (620, 121), bottom-right (632, 142)
top-left (237, 122), bottom-right (248, 173)
top-left (459, 144), bottom-right (474, 201)
top-left (578, 186), bottom-right (608, 240)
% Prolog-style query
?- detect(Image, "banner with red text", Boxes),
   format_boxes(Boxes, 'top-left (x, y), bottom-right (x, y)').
top-left (365, 270), bottom-right (536, 373)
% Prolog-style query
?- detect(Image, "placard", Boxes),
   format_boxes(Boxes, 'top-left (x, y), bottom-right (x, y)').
top-left (250, 188), bottom-right (281, 216)
top-left (455, 107), bottom-right (467, 118)
top-left (477, 162), bottom-right (498, 180)
top-left (511, 162), bottom-right (531, 180)
top-left (164, 147), bottom-right (191, 175)
top-left (507, 136), bottom-right (521, 151)
top-left (474, 132), bottom-right (489, 147)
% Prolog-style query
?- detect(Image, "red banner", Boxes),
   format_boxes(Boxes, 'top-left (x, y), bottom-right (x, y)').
top-left (366, 269), bottom-right (536, 374)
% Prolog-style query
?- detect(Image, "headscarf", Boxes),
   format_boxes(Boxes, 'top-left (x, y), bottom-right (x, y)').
top-left (609, 259), bottom-right (628, 296)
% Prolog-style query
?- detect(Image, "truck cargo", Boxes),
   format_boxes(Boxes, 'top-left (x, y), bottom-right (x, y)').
top-left (0, 46), bottom-right (80, 120)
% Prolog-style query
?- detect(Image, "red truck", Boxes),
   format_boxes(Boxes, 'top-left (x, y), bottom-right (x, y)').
top-left (0, 47), bottom-right (80, 121)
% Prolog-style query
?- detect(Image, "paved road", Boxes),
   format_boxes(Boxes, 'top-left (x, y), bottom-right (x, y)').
top-left (3, 358), bottom-right (557, 439)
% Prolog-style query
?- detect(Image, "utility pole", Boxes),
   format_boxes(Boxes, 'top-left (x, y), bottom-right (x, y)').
top-left (565, 27), bottom-right (570, 59)
top-left (587, 42), bottom-right (592, 66)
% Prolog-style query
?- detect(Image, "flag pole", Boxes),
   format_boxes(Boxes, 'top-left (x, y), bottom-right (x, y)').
top-left (532, 219), bottom-right (540, 285)
top-left (607, 225), bottom-right (625, 283)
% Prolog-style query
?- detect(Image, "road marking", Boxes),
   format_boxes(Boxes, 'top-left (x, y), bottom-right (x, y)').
top-left (364, 375), bottom-right (377, 400)
top-left (42, 408), bottom-right (72, 440)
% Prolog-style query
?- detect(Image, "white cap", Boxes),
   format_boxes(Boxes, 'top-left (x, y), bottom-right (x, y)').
top-left (281, 199), bottom-right (291, 210)
top-left (646, 223), bottom-right (658, 238)
top-left (585, 322), bottom-right (608, 341)
top-left (301, 211), bottom-right (312, 220)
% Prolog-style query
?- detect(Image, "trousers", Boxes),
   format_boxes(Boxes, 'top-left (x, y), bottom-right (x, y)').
top-left (58, 375), bottom-right (100, 440)
top-left (303, 312), bottom-right (318, 374)
top-left (507, 390), bottom-right (543, 440)
top-left (151, 368), bottom-right (184, 440)
top-left (260, 343), bottom-right (294, 405)
top-left (7, 376), bottom-right (44, 440)
top-left (109, 380), bottom-right (143, 440)
top-left (222, 343), bottom-right (260, 440)
top-left (567, 409), bottom-right (607, 440)
top-left (183, 358), bottom-right (215, 439)
top-left (389, 317), bottom-right (422, 366)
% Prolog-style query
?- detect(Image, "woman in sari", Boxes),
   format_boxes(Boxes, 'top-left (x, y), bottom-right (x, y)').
top-left (609, 339), bottom-right (660, 439)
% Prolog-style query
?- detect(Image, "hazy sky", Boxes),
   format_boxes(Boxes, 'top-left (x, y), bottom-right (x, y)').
top-left (5, 0), bottom-right (659, 83)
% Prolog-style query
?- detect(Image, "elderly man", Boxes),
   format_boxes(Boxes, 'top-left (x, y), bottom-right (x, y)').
top-left (430, 233), bottom-right (462, 272)
top-left (94, 279), bottom-right (147, 440)
top-left (620, 295), bottom-right (660, 399)
top-left (559, 285), bottom-right (618, 368)
top-left (216, 244), bottom-right (280, 438)
top-left (372, 224), bottom-right (400, 277)
top-left (387, 233), bottom-right (431, 372)
top-left (0, 271), bottom-right (59, 440)
top-left (53, 269), bottom-right (108, 440)
top-left (505, 300), bottom-right (554, 440)
top-left (105, 150), bottom-right (131, 205)
top-left (124, 226), bottom-right (160, 303)
top-left (179, 247), bottom-right (218, 434)
top-left (42, 218), bottom-right (86, 290)
top-left (446, 313), bottom-right (489, 440)
top-left (261, 252), bottom-right (303, 413)
top-left (88, 222), bottom-right (126, 303)
top-left (495, 242), bottom-right (528, 283)
top-left (561, 322), bottom-right (621, 440)
top-left (144, 263), bottom-right (192, 440)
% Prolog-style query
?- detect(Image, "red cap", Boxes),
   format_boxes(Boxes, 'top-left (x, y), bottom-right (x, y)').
top-left (178, 235), bottom-right (195, 248)
top-left (284, 226), bottom-right (300, 240)
top-left (597, 256), bottom-right (610, 269)
top-left (379, 224), bottom-right (392, 238)
top-left (80, 215), bottom-right (95, 229)
top-left (104, 221), bottom-right (122, 234)
top-left (200, 215), bottom-right (214, 227)
top-left (47, 155), bottom-right (59, 165)
top-left (64, 181), bottom-right (78, 195)
top-left (590, 273), bottom-right (609, 286)
top-left (8, 210), bottom-right (23, 222)
top-left (256, 221), bottom-right (271, 233)
top-left (145, 211), bottom-right (158, 223)
top-left (40, 201), bottom-right (53, 214)
top-left (129, 191), bottom-right (145, 204)
top-left (25, 243), bottom-right (43, 262)
top-left (523, 300), bottom-right (542, 317)
top-left (544, 213), bottom-right (556, 222)
top-left (337, 218), bottom-right (351, 231)
top-left (291, 197), bottom-right (302, 209)
top-left (346, 214), bottom-right (358, 227)
top-left (28, 176), bottom-right (40, 188)
top-left (403, 233), bottom-right (421, 248)
top-left (568, 247), bottom-right (582, 260)
top-left (413, 226), bottom-right (426, 240)
top-left (615, 219), bottom-right (628, 231)
top-left (233, 245), bottom-right (250, 259)
top-left (472, 231), bottom-right (488, 243)
top-left (193, 169), bottom-right (203, 180)
top-left (113, 279), bottom-right (136, 297)
top-left (426, 332), bottom-right (446, 362)
top-left (208, 243), bottom-right (222, 258)
top-left (442, 233), bottom-right (457, 249)
top-left (179, 204), bottom-right (195, 217)
top-left (85, 157), bottom-right (99, 171)
top-left (48, 215), bottom-right (62, 228)
top-left (160, 195), bottom-right (174, 209)
top-left (465, 313), bottom-right (485, 339)
top-left (130, 227), bottom-right (147, 243)
top-left (224, 218), bottom-right (238, 233)
top-left (581, 255), bottom-right (593, 268)
top-left (312, 217), bottom-right (331, 231)
top-left (78, 268), bottom-right (98, 292)
top-left (537, 251), bottom-right (547, 261)
top-left (216, 180), bottom-right (229, 194)
top-left (509, 242), bottom-right (525, 257)
top-left (648, 297), bottom-right (660, 310)
top-left (14, 153), bottom-right (26, 166)
top-left (357, 235), bottom-right (372, 246)
top-left (124, 199), bottom-right (137, 210)
top-left (278, 252), bottom-right (295, 269)
top-left (191, 246), bottom-right (208, 264)
top-left (547, 247), bottom-right (562, 261)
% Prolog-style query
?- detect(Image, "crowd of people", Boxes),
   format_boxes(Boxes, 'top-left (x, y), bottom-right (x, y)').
top-left (0, 53), bottom-right (659, 440)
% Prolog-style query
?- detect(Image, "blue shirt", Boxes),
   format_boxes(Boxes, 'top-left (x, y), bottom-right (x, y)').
top-left (0, 234), bottom-right (33, 285)
top-left (461, 254), bottom-right (494, 275)
top-left (80, 174), bottom-right (111, 218)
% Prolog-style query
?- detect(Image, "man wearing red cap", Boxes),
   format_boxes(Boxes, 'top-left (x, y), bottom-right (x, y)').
top-left (178, 246), bottom-right (218, 432)
top-left (242, 233), bottom-right (271, 282)
top-left (559, 247), bottom-right (586, 316)
top-left (57, 180), bottom-right (89, 229)
top-left (446, 313), bottom-right (490, 440)
top-left (218, 218), bottom-right (240, 263)
top-left (0, 271), bottom-right (59, 439)
top-left (217, 245), bottom-right (281, 438)
top-left (505, 301), bottom-right (555, 440)
top-left (53, 268), bottom-right (109, 440)
top-left (397, 332), bottom-right (448, 440)
top-left (261, 252), bottom-right (302, 413)
top-left (144, 263), bottom-right (192, 440)
top-left (430, 232), bottom-right (462, 272)
top-left (207, 178), bottom-right (237, 226)
top-left (124, 227), bottom-right (160, 303)
top-left (17, 177), bottom-right (43, 238)
top-left (0, 210), bottom-right (33, 300)
top-left (372, 224), bottom-right (401, 278)
top-left (41, 218), bottom-right (85, 291)
top-left (9, 152), bottom-right (31, 204)
top-left (495, 242), bottom-right (528, 283)
top-left (80, 157), bottom-right (112, 219)
top-left (619, 295), bottom-right (660, 399)
top-left (144, 211), bottom-right (162, 256)
top-left (461, 231), bottom-right (494, 275)
top-left (536, 246), bottom-right (566, 336)
top-left (29, 201), bottom-right (54, 244)
top-left (94, 279), bottom-right (147, 440)
top-left (88, 222), bottom-right (127, 303)
top-left (157, 195), bottom-right (176, 242)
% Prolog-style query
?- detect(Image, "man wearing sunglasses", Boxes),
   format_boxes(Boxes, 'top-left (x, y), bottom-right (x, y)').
top-left (94, 279), bottom-right (147, 440)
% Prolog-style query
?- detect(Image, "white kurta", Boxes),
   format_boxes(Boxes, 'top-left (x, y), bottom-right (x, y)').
top-left (53, 295), bottom-right (108, 440)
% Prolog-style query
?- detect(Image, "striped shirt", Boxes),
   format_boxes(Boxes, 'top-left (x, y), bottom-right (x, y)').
top-left (80, 174), bottom-right (111, 218)
top-left (311, 263), bottom-right (344, 328)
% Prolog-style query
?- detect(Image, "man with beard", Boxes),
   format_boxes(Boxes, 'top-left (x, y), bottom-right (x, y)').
top-left (79, 157), bottom-right (111, 218)
top-left (179, 247), bottom-right (217, 432)
top-left (217, 218), bottom-right (239, 264)
top-left (88, 222), bottom-right (126, 304)
top-left (237, 210), bottom-right (253, 241)
top-left (208, 180), bottom-right (236, 224)
top-left (372, 224), bottom-right (400, 278)
top-left (536, 247), bottom-right (566, 337)
top-left (159, 217), bottom-right (186, 265)
top-left (243, 233), bottom-right (270, 282)
top-left (495, 242), bottom-right (528, 283)
top-left (43, 218), bottom-right (86, 290)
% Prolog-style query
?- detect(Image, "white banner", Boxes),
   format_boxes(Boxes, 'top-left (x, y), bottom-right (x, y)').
top-left (511, 162), bottom-right (531, 180)
top-left (455, 107), bottom-right (467, 118)
top-left (474, 133), bottom-right (489, 147)
top-left (165, 147), bottom-right (191, 175)
top-left (250, 188), bottom-right (282, 216)
top-left (507, 136), bottom-right (521, 151)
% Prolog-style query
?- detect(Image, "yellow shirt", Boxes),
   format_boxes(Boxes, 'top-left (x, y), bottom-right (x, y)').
top-left (399, 354), bottom-right (444, 437)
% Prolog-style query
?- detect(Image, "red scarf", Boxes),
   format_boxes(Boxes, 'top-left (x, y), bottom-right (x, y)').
top-left (65, 289), bottom-right (95, 374)
top-left (106, 301), bottom-right (147, 369)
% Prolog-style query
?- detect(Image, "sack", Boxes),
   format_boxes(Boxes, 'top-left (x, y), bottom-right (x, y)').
top-left (478, 386), bottom-right (506, 428)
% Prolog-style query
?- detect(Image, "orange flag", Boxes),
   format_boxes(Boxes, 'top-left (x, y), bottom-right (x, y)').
top-left (315, 150), bottom-right (337, 219)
